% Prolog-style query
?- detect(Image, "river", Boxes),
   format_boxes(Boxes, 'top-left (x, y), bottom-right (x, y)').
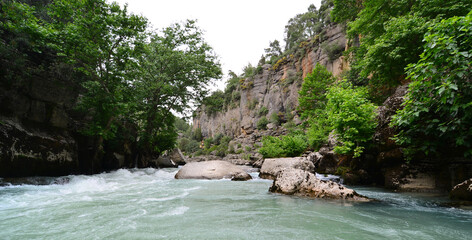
top-left (0, 168), bottom-right (471, 239)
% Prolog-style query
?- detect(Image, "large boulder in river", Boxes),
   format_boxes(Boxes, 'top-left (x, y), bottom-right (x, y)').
top-left (259, 157), bottom-right (314, 180)
top-left (270, 169), bottom-right (370, 201)
top-left (175, 160), bottom-right (252, 181)
top-left (450, 178), bottom-right (472, 201)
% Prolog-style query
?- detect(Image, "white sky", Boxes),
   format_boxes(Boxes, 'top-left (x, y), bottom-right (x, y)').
top-left (113, 0), bottom-right (321, 91)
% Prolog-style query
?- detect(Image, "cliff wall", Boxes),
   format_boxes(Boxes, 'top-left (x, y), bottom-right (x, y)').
top-left (194, 24), bottom-right (348, 138)
top-left (0, 63), bottom-right (136, 177)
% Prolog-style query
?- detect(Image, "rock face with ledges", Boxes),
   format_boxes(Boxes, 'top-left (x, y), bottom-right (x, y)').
top-left (193, 24), bottom-right (348, 139)
top-left (270, 168), bottom-right (370, 201)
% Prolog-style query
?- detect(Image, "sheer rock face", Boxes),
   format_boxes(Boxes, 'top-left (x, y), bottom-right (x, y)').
top-left (450, 178), bottom-right (472, 201)
top-left (270, 168), bottom-right (370, 202)
top-left (0, 59), bottom-right (137, 177)
top-left (259, 157), bottom-right (314, 180)
top-left (0, 118), bottom-right (79, 177)
top-left (174, 160), bottom-right (252, 181)
top-left (193, 25), bottom-right (348, 139)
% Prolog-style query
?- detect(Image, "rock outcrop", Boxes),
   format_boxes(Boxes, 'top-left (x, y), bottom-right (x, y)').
top-left (193, 24), bottom-right (348, 138)
top-left (259, 157), bottom-right (314, 180)
top-left (450, 178), bottom-right (472, 201)
top-left (174, 160), bottom-right (252, 181)
top-left (269, 168), bottom-right (370, 201)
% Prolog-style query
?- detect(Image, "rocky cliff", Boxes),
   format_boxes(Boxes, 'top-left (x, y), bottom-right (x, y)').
top-left (193, 24), bottom-right (348, 138)
top-left (0, 63), bottom-right (136, 177)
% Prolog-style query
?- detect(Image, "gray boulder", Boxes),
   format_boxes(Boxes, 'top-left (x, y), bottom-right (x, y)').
top-left (259, 157), bottom-right (314, 180)
top-left (175, 160), bottom-right (252, 181)
top-left (450, 178), bottom-right (472, 201)
top-left (170, 148), bottom-right (186, 165)
top-left (155, 155), bottom-right (178, 168)
top-left (270, 168), bottom-right (370, 201)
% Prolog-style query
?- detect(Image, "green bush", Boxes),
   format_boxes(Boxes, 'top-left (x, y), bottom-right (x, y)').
top-left (204, 138), bottom-right (213, 150)
top-left (325, 80), bottom-right (377, 157)
top-left (257, 117), bottom-right (269, 130)
top-left (270, 112), bottom-right (280, 126)
top-left (306, 110), bottom-right (330, 150)
top-left (258, 136), bottom-right (285, 158)
top-left (178, 137), bottom-right (200, 153)
top-left (258, 106), bottom-right (269, 116)
top-left (259, 134), bottom-right (308, 158)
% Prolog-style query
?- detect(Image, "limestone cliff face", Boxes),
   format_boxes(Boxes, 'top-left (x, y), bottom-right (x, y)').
top-left (193, 24), bottom-right (348, 138)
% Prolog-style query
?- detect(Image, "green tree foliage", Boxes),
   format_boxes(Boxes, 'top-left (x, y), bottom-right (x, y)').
top-left (174, 117), bottom-right (189, 133)
top-left (202, 90), bottom-right (225, 115)
top-left (264, 40), bottom-right (282, 64)
top-left (257, 117), bottom-right (269, 130)
top-left (134, 20), bottom-right (222, 155)
top-left (1, 1), bottom-right (221, 158)
top-left (305, 79), bottom-right (377, 156)
top-left (0, 1), bottom-right (53, 83)
top-left (284, 0), bottom-right (334, 53)
top-left (325, 80), bottom-right (377, 157)
top-left (333, 0), bottom-right (472, 98)
top-left (392, 12), bottom-right (472, 158)
top-left (331, 0), bottom-right (362, 24)
top-left (259, 135), bottom-right (308, 158)
top-left (298, 64), bottom-right (335, 119)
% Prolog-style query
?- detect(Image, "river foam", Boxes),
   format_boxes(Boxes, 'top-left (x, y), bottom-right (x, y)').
top-left (1, 168), bottom-right (471, 240)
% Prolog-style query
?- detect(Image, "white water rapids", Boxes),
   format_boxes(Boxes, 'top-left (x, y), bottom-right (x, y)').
top-left (0, 168), bottom-right (471, 239)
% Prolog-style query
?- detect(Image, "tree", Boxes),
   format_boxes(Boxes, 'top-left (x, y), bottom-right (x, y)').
top-left (298, 63), bottom-right (335, 119)
top-left (264, 39), bottom-right (282, 63)
top-left (0, 1), bottom-right (54, 85)
top-left (134, 20), bottom-right (222, 156)
top-left (334, 0), bottom-right (472, 99)
top-left (48, 0), bottom-right (147, 156)
top-left (392, 12), bottom-right (472, 158)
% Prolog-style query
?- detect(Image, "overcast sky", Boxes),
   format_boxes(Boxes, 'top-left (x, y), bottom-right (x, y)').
top-left (113, 0), bottom-right (321, 90)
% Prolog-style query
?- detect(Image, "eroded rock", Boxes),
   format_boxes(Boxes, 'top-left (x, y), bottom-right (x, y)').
top-left (175, 160), bottom-right (252, 181)
top-left (269, 168), bottom-right (370, 201)
top-left (450, 178), bottom-right (472, 201)
top-left (259, 157), bottom-right (314, 180)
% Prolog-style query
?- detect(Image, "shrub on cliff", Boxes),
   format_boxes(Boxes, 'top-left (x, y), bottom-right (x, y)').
top-left (259, 135), bottom-right (308, 158)
top-left (257, 117), bottom-right (269, 130)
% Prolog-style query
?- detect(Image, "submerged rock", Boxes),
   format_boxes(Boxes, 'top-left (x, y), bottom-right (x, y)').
top-left (269, 169), bottom-right (370, 201)
top-left (450, 178), bottom-right (472, 201)
top-left (259, 157), bottom-right (314, 180)
top-left (174, 160), bottom-right (252, 181)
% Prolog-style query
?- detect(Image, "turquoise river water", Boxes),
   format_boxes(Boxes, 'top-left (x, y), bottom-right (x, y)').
top-left (1, 168), bottom-right (471, 239)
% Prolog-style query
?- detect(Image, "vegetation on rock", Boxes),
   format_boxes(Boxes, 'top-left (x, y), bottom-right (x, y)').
top-left (1, 0), bottom-right (221, 160)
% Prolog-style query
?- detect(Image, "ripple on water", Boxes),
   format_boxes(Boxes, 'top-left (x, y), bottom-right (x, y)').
top-left (1, 169), bottom-right (471, 240)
